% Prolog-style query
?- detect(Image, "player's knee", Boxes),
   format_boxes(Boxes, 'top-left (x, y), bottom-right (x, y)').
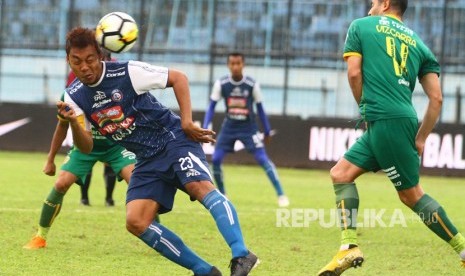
top-left (53, 179), bottom-right (72, 194)
top-left (397, 187), bottom-right (424, 208)
top-left (330, 165), bottom-right (348, 183)
top-left (185, 181), bottom-right (216, 201)
top-left (126, 215), bottom-right (151, 236)
top-left (398, 193), bottom-right (414, 207)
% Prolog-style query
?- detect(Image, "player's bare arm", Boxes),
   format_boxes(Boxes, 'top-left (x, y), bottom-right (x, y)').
top-left (56, 101), bottom-right (93, 154)
top-left (43, 120), bottom-right (70, 176)
top-left (168, 69), bottom-right (216, 143)
top-left (346, 55), bottom-right (363, 104)
top-left (416, 72), bottom-right (443, 156)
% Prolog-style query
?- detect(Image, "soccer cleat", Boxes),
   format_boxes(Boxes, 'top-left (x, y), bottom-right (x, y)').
top-left (461, 259), bottom-right (465, 268)
top-left (278, 195), bottom-right (290, 207)
top-left (230, 251), bottom-right (259, 276)
top-left (80, 198), bottom-right (91, 206)
top-left (23, 236), bottom-right (46, 249)
top-left (194, 266), bottom-right (222, 276)
top-left (317, 246), bottom-right (364, 276)
top-left (105, 198), bottom-right (115, 207)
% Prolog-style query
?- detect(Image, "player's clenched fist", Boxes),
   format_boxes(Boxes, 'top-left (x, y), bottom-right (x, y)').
top-left (56, 101), bottom-right (76, 122)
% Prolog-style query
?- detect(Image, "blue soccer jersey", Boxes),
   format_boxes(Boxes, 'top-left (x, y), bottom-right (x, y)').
top-left (65, 60), bottom-right (184, 159)
top-left (211, 75), bottom-right (263, 132)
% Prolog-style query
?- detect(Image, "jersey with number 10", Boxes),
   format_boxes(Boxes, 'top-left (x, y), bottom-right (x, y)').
top-left (343, 15), bottom-right (440, 122)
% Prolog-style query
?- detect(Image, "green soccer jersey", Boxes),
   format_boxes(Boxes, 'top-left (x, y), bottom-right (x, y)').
top-left (343, 15), bottom-right (440, 121)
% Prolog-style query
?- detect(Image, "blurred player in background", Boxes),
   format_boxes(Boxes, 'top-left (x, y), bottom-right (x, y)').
top-left (318, 0), bottom-right (465, 275)
top-left (203, 52), bottom-right (289, 207)
top-left (57, 27), bottom-right (258, 276)
top-left (67, 49), bottom-right (117, 207)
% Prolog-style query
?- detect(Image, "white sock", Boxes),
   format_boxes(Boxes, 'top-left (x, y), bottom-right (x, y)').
top-left (460, 249), bottom-right (465, 260)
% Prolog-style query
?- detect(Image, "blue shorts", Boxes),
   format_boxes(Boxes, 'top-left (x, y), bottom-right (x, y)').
top-left (126, 137), bottom-right (213, 214)
top-left (216, 125), bottom-right (263, 153)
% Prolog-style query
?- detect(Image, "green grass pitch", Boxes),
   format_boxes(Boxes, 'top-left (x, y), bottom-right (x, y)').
top-left (1, 150), bottom-right (464, 275)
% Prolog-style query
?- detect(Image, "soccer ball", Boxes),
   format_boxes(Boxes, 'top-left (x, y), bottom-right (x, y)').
top-left (95, 12), bottom-right (138, 53)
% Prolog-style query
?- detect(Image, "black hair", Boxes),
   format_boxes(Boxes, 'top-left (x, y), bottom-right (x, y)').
top-left (65, 27), bottom-right (102, 57)
top-left (391, 0), bottom-right (408, 15)
top-left (227, 52), bottom-right (244, 62)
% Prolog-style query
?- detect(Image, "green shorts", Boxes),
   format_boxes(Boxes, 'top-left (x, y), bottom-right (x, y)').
top-left (344, 118), bottom-right (420, 191)
top-left (61, 144), bottom-right (136, 185)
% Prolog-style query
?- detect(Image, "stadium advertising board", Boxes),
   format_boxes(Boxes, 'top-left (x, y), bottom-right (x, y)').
top-left (1, 103), bottom-right (464, 176)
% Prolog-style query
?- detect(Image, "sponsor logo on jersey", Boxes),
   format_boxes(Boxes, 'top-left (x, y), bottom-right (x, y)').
top-left (106, 71), bottom-right (126, 78)
top-left (398, 78), bottom-right (410, 87)
top-left (231, 87), bottom-right (242, 97)
top-left (94, 91), bottom-right (106, 101)
top-left (227, 97), bottom-right (247, 108)
top-left (227, 97), bottom-right (248, 120)
top-left (186, 168), bottom-right (201, 177)
top-left (100, 116), bottom-right (135, 135)
top-left (109, 120), bottom-right (136, 140)
top-left (111, 89), bottom-right (123, 102)
top-left (91, 105), bottom-right (125, 127)
top-left (379, 16), bottom-right (390, 26)
top-left (68, 82), bottom-right (83, 95)
top-left (92, 98), bottom-right (112, 108)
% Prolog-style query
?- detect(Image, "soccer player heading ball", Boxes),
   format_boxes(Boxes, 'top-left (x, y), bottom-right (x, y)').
top-left (57, 27), bottom-right (259, 276)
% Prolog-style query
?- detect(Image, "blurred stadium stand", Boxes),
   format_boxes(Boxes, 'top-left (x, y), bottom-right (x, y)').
top-left (2, 0), bottom-right (465, 123)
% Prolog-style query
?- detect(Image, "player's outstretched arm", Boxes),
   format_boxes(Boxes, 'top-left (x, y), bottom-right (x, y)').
top-left (56, 101), bottom-right (93, 154)
top-left (43, 120), bottom-right (70, 176)
top-left (202, 100), bottom-right (217, 129)
top-left (256, 102), bottom-right (271, 144)
top-left (168, 69), bottom-right (216, 143)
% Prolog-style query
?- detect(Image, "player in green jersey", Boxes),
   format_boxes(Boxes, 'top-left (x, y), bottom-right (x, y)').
top-left (318, 0), bottom-right (465, 275)
top-left (23, 99), bottom-right (136, 249)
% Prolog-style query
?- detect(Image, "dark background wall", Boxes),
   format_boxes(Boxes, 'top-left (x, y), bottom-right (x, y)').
top-left (1, 103), bottom-right (464, 177)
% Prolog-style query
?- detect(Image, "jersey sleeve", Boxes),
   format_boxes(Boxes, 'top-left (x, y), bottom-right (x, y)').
top-left (418, 48), bottom-right (441, 79)
top-left (343, 20), bottom-right (362, 60)
top-left (63, 92), bottom-right (91, 131)
top-left (252, 82), bottom-right (263, 103)
top-left (210, 80), bottom-right (222, 101)
top-left (127, 60), bottom-right (169, 95)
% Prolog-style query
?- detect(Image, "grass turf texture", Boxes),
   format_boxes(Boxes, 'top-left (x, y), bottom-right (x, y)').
top-left (1, 150), bottom-right (464, 275)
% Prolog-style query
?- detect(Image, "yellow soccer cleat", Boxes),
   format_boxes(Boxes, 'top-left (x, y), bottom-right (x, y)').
top-left (23, 236), bottom-right (46, 249)
top-left (461, 260), bottom-right (465, 268)
top-left (317, 247), bottom-right (364, 276)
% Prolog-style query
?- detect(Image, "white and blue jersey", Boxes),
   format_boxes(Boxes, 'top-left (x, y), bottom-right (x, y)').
top-left (65, 60), bottom-right (213, 212)
top-left (212, 75), bottom-right (261, 132)
top-left (209, 75), bottom-right (268, 152)
top-left (65, 60), bottom-right (182, 159)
